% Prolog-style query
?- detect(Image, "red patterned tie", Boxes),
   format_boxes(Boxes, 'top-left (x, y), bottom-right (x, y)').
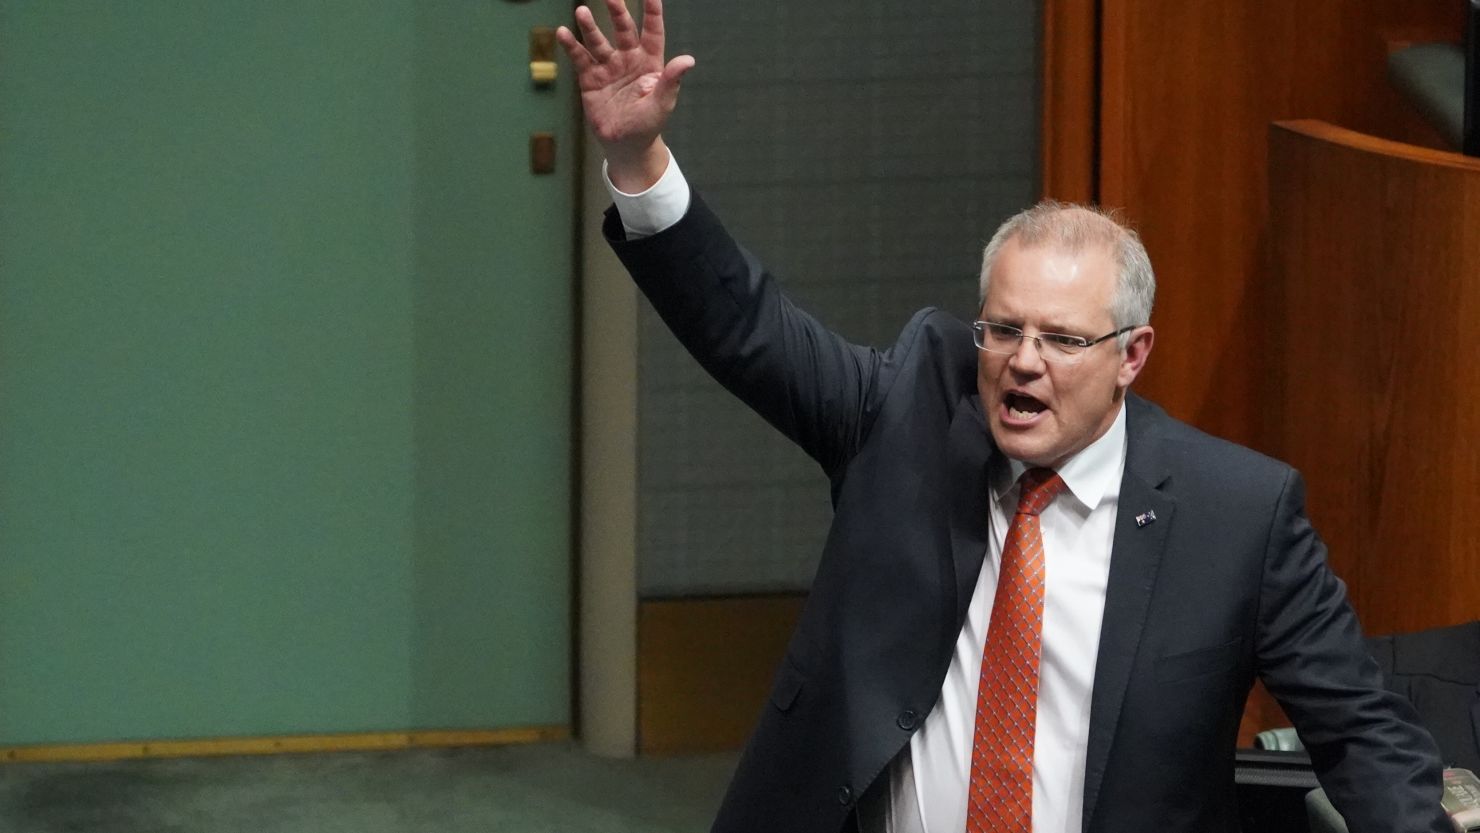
top-left (966, 467), bottom-right (1066, 833)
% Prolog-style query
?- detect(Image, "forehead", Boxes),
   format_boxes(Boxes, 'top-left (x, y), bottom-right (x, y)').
top-left (984, 239), bottom-right (1117, 327)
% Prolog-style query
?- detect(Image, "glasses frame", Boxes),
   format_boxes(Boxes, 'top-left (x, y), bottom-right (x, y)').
top-left (971, 320), bottom-right (1140, 364)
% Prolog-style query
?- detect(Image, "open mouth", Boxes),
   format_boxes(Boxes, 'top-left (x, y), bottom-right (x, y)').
top-left (1004, 392), bottom-right (1048, 423)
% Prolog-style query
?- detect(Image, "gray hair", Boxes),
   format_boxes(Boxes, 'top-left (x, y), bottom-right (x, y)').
top-left (978, 201), bottom-right (1155, 350)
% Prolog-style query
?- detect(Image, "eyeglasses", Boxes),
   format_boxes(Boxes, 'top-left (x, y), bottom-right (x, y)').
top-left (971, 321), bottom-right (1139, 364)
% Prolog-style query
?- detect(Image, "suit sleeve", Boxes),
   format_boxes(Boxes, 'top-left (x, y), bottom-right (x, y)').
top-left (605, 192), bottom-right (918, 477)
top-left (1255, 469), bottom-right (1449, 833)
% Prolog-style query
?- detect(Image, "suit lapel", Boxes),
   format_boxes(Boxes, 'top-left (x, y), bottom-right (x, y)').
top-left (947, 394), bottom-right (995, 629)
top-left (1081, 396), bottom-right (1176, 833)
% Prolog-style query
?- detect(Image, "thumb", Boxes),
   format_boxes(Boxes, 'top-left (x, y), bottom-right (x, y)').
top-left (655, 54), bottom-right (695, 107)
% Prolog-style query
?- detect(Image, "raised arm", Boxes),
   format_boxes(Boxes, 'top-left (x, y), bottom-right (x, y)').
top-left (560, 0), bottom-right (917, 476)
top-left (555, 0), bottom-right (695, 193)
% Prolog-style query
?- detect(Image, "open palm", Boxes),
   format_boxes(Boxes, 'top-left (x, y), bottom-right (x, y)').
top-left (557, 0), bottom-right (695, 157)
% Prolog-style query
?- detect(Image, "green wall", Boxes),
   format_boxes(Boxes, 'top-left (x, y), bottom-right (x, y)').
top-left (0, 1), bottom-right (572, 745)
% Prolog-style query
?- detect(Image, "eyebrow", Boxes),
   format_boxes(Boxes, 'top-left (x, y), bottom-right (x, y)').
top-left (985, 316), bottom-right (1092, 336)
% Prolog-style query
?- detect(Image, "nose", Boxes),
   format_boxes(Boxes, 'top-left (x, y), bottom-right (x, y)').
top-left (1007, 334), bottom-right (1046, 374)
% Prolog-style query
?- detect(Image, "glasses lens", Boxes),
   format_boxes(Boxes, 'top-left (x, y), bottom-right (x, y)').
top-left (976, 323), bottom-right (1019, 353)
top-left (1039, 334), bottom-right (1087, 361)
top-left (974, 323), bottom-right (1095, 363)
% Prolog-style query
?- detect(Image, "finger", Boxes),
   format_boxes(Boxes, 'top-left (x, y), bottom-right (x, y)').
top-left (555, 26), bottom-right (596, 73)
top-left (574, 5), bottom-right (615, 61)
top-left (605, 0), bottom-right (640, 51)
top-left (639, 0), bottom-right (665, 55)
top-left (655, 54), bottom-right (695, 108)
top-left (659, 54), bottom-right (695, 85)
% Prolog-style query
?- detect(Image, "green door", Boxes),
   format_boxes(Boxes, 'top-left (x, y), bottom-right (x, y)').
top-left (0, 1), bottom-right (575, 747)
top-left (409, 0), bottom-right (578, 731)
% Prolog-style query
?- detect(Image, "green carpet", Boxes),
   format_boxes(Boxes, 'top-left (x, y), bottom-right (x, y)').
top-left (0, 742), bottom-right (738, 833)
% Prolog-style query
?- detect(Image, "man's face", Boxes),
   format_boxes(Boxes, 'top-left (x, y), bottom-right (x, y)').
top-left (977, 238), bottom-right (1153, 468)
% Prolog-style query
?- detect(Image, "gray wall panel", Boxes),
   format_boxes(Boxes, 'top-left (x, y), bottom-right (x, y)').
top-left (638, 2), bottom-right (1041, 596)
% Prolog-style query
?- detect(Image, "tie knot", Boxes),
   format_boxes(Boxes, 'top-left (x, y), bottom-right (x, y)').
top-left (1016, 467), bottom-right (1066, 516)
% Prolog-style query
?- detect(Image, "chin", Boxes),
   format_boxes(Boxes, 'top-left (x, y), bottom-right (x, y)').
top-left (1007, 449), bottom-right (1055, 467)
top-left (991, 431), bottom-right (1052, 466)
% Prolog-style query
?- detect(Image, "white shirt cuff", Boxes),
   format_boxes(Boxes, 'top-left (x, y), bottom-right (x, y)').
top-left (603, 151), bottom-right (691, 239)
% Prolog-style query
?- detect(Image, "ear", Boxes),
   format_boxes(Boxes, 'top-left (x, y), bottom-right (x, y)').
top-left (1116, 326), bottom-right (1154, 389)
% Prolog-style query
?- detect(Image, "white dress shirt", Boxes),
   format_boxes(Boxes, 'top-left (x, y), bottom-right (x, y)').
top-left (603, 155), bottom-right (690, 238)
top-left (605, 151), bottom-right (1126, 833)
top-left (898, 408), bottom-right (1124, 833)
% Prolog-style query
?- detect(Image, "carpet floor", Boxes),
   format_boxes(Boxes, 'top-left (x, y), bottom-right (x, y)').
top-left (0, 742), bottom-right (738, 833)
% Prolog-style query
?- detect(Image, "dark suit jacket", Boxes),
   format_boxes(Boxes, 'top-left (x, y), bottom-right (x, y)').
top-left (606, 193), bottom-right (1448, 833)
top-left (1370, 620), bottom-right (1480, 772)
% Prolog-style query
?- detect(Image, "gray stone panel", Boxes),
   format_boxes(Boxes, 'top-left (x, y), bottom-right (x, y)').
top-left (637, 1), bottom-right (1041, 596)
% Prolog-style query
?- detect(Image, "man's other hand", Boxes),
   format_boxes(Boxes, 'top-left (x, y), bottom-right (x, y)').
top-left (556, 0), bottom-right (695, 192)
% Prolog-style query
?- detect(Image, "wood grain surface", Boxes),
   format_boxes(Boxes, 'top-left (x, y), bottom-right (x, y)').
top-left (1041, 0), bottom-right (1099, 203)
top-left (1267, 120), bottom-right (1480, 636)
top-left (637, 595), bottom-right (804, 755)
top-left (0, 726), bottom-right (569, 764)
top-left (1095, 0), bottom-right (1463, 449)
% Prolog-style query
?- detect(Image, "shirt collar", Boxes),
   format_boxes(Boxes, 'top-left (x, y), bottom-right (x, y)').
top-left (993, 402), bottom-right (1128, 512)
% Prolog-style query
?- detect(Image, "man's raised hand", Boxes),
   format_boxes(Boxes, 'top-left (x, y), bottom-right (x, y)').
top-left (556, 0), bottom-right (695, 192)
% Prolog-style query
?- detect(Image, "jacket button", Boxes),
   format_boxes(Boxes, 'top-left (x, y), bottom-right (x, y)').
top-left (836, 785), bottom-right (853, 806)
top-left (897, 709), bottom-right (919, 731)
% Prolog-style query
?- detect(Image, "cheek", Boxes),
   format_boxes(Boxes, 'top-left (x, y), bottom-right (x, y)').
top-left (977, 354), bottom-right (1001, 386)
top-left (1057, 367), bottom-right (1117, 424)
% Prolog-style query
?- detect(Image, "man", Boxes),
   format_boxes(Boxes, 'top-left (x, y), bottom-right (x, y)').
top-left (557, 3), bottom-right (1450, 832)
